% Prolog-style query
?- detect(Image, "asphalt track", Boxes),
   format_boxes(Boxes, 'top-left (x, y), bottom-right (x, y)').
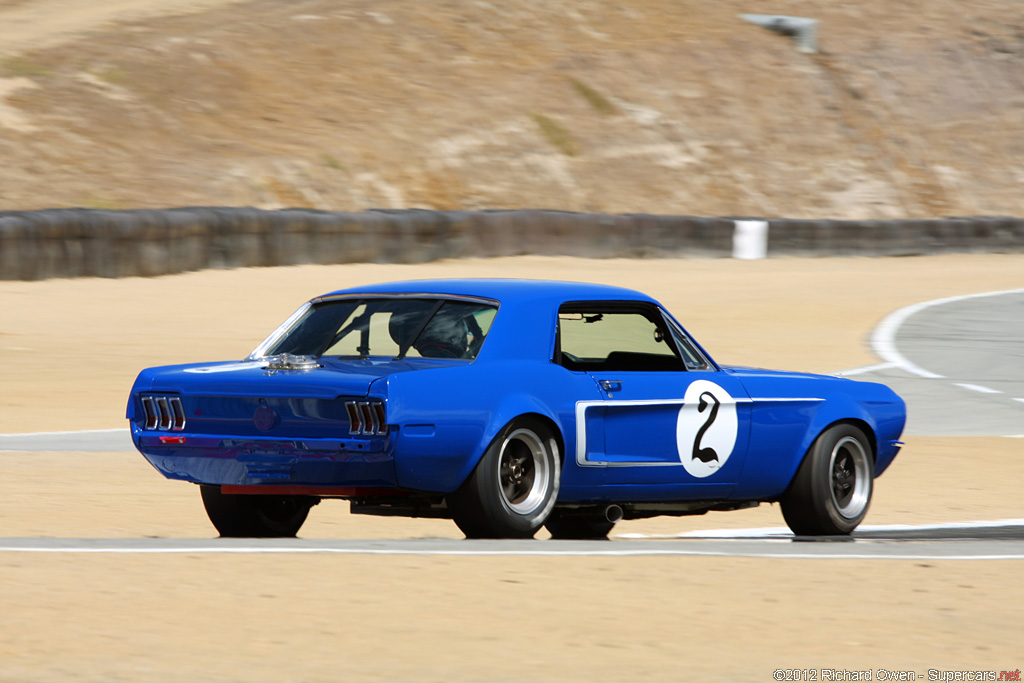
top-left (1, 521), bottom-right (1023, 559)
top-left (840, 288), bottom-right (1024, 437)
top-left (2, 288), bottom-right (1023, 558)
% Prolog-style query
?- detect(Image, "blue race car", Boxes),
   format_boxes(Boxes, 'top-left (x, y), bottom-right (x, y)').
top-left (128, 279), bottom-right (905, 539)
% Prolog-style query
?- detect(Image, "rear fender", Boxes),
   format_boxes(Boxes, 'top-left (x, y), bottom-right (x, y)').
top-left (387, 364), bottom-right (575, 494)
top-left (481, 398), bottom-right (564, 460)
top-left (452, 395), bottom-right (564, 491)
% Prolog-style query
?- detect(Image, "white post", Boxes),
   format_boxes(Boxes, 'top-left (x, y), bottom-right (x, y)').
top-left (732, 220), bottom-right (769, 260)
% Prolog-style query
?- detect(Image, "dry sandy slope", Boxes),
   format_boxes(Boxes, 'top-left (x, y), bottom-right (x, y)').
top-left (1, 254), bottom-right (1023, 680)
top-left (2, 0), bottom-right (1024, 217)
top-left (0, 0), bottom-right (251, 55)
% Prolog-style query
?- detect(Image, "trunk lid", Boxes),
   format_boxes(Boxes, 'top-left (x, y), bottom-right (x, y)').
top-left (130, 357), bottom-right (447, 439)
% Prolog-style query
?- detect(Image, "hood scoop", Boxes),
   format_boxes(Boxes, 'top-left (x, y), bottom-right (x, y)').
top-left (263, 354), bottom-right (321, 371)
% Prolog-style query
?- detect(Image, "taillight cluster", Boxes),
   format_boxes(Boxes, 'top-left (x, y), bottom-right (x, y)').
top-left (140, 395), bottom-right (186, 431)
top-left (344, 400), bottom-right (387, 435)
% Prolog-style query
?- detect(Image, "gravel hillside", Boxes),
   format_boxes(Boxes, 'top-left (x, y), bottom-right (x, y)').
top-left (1, 0), bottom-right (1022, 218)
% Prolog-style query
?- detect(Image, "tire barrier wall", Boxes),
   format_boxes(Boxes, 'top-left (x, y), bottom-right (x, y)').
top-left (0, 207), bottom-right (1021, 281)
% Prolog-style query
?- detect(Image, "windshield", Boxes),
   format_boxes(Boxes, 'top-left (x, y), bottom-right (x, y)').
top-left (262, 297), bottom-right (498, 361)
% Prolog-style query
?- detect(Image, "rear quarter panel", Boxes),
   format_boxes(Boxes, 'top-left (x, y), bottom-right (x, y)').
top-left (385, 361), bottom-right (603, 493)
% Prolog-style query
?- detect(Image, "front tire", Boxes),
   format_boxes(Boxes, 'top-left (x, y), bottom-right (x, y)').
top-left (780, 424), bottom-right (874, 536)
top-left (200, 485), bottom-right (315, 538)
top-left (448, 418), bottom-right (561, 539)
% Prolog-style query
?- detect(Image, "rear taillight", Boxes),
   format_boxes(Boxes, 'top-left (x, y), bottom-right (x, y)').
top-left (345, 400), bottom-right (387, 435)
top-left (345, 401), bottom-right (362, 433)
top-left (141, 396), bottom-right (158, 430)
top-left (140, 394), bottom-right (185, 431)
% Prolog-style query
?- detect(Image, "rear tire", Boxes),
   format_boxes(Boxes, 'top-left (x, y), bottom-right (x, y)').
top-left (448, 418), bottom-right (561, 539)
top-left (200, 485), bottom-right (314, 538)
top-left (780, 424), bottom-right (874, 536)
top-left (544, 509), bottom-right (616, 540)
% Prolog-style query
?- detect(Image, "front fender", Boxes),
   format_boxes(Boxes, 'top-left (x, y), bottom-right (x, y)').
top-left (800, 396), bottom-right (877, 464)
top-left (799, 382), bottom-right (905, 477)
top-left (733, 377), bottom-right (905, 499)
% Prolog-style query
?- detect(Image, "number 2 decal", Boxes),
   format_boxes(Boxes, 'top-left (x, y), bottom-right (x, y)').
top-left (676, 381), bottom-right (738, 478)
top-left (691, 392), bottom-right (721, 463)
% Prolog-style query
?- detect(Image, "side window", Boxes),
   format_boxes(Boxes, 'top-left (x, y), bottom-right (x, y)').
top-left (557, 304), bottom-right (686, 372)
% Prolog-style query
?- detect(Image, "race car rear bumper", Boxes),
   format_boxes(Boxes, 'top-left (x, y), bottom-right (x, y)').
top-left (133, 427), bottom-right (397, 488)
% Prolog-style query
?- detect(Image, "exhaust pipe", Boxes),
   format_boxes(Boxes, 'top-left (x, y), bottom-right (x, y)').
top-left (604, 504), bottom-right (624, 524)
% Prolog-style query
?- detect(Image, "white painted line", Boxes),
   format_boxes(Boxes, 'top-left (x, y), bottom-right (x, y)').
top-left (855, 519), bottom-right (1024, 531)
top-left (1014, 398), bottom-right (1024, 405)
top-left (954, 383), bottom-right (1003, 395)
top-left (833, 362), bottom-right (897, 376)
top-left (0, 545), bottom-right (1020, 560)
top-left (870, 287), bottom-right (1024, 379)
top-left (619, 528), bottom-right (792, 539)
top-left (0, 428), bottom-right (123, 437)
top-left (618, 518), bottom-right (1024, 540)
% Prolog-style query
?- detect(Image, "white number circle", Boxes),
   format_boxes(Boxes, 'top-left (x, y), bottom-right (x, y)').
top-left (675, 380), bottom-right (738, 478)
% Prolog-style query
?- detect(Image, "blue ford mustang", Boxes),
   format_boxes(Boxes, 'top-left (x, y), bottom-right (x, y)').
top-left (128, 279), bottom-right (906, 539)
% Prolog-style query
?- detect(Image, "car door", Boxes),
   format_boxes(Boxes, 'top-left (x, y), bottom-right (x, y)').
top-left (558, 301), bottom-right (751, 493)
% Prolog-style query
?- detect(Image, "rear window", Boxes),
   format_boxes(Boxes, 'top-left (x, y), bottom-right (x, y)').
top-left (265, 298), bottom-right (498, 361)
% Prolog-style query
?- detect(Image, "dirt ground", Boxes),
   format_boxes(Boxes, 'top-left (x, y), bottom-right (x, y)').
top-left (2, 254), bottom-right (1023, 680)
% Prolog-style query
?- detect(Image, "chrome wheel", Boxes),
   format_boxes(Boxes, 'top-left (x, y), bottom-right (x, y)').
top-left (780, 424), bottom-right (875, 536)
top-left (497, 428), bottom-right (551, 515)
top-left (449, 417), bottom-right (561, 538)
top-left (829, 436), bottom-right (871, 520)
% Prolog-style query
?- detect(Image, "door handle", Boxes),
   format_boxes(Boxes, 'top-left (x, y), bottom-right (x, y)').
top-left (599, 380), bottom-right (622, 393)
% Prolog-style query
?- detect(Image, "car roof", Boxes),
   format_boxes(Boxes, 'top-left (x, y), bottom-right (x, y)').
top-left (315, 279), bottom-right (665, 363)
top-left (319, 279), bottom-right (655, 305)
